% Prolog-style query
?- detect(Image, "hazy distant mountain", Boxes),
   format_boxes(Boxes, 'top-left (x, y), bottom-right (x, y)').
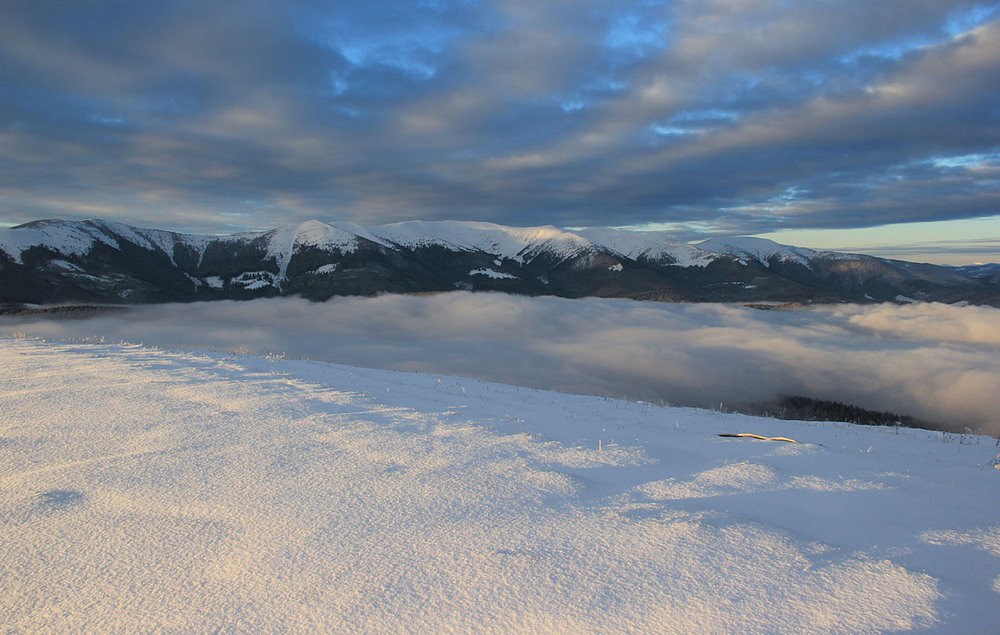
top-left (953, 263), bottom-right (1000, 285)
top-left (1, 218), bottom-right (997, 306)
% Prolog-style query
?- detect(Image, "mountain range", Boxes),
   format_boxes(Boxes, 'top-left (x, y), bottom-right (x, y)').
top-left (1, 218), bottom-right (997, 306)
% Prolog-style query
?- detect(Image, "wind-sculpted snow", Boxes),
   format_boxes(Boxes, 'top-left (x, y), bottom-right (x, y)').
top-left (3, 338), bottom-right (999, 632)
top-left (5, 294), bottom-right (999, 435)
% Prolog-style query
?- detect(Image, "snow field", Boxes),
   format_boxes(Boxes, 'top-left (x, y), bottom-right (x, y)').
top-left (1, 338), bottom-right (998, 633)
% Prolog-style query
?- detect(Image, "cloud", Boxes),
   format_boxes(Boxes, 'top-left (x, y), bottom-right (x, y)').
top-left (0, 1), bottom-right (997, 238)
top-left (837, 301), bottom-right (1000, 344)
top-left (4, 294), bottom-right (999, 435)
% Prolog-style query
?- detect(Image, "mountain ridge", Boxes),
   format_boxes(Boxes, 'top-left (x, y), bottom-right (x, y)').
top-left (2, 218), bottom-right (997, 306)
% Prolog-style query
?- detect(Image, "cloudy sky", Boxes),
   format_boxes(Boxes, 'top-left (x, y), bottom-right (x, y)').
top-left (1, 0), bottom-right (998, 263)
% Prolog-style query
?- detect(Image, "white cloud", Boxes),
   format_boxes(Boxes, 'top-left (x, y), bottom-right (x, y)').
top-left (4, 294), bottom-right (998, 434)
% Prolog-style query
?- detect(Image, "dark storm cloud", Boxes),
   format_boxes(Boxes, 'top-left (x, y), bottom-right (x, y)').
top-left (0, 0), bottom-right (997, 235)
top-left (3, 295), bottom-right (999, 434)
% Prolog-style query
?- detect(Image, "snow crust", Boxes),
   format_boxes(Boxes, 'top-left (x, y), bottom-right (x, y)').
top-left (2, 338), bottom-right (998, 633)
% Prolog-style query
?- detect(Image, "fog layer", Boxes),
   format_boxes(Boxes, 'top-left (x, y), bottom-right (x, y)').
top-left (4, 294), bottom-right (999, 434)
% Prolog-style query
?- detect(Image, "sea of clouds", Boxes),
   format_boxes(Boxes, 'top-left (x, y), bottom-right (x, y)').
top-left (4, 293), bottom-right (999, 434)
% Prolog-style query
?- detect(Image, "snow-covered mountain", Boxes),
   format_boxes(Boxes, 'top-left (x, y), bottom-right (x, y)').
top-left (1, 218), bottom-right (997, 306)
top-left (696, 236), bottom-right (820, 268)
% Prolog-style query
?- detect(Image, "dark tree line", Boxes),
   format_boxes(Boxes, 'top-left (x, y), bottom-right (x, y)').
top-left (772, 395), bottom-right (939, 431)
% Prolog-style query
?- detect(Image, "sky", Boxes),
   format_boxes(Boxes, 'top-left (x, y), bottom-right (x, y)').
top-left (0, 0), bottom-right (998, 264)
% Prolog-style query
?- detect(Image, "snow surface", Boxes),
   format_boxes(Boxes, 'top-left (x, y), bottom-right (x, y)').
top-left (2, 337), bottom-right (998, 633)
top-left (469, 268), bottom-right (517, 280)
top-left (264, 221), bottom-right (366, 282)
top-left (577, 228), bottom-right (717, 268)
top-left (0, 219), bottom-right (210, 267)
top-left (48, 259), bottom-right (83, 272)
top-left (87, 219), bottom-right (184, 262)
top-left (232, 271), bottom-right (278, 288)
top-left (0, 220), bottom-right (119, 262)
top-left (368, 220), bottom-right (594, 263)
top-left (697, 236), bottom-right (820, 268)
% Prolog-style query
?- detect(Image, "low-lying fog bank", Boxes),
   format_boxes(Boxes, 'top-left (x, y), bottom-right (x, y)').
top-left (4, 293), bottom-right (999, 435)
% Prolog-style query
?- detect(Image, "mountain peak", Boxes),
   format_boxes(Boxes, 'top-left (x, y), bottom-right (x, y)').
top-left (1, 217), bottom-right (997, 306)
top-left (697, 236), bottom-right (819, 268)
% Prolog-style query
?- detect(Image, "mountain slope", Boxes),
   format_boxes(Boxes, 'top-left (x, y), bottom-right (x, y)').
top-left (2, 337), bottom-right (998, 632)
top-left (1, 218), bottom-right (997, 305)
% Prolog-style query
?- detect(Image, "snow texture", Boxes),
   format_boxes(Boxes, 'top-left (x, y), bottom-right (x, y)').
top-left (2, 338), bottom-right (998, 633)
top-left (577, 228), bottom-right (717, 267)
top-left (0, 220), bottom-right (119, 262)
top-left (697, 236), bottom-right (820, 268)
top-left (0, 219), bottom-right (211, 266)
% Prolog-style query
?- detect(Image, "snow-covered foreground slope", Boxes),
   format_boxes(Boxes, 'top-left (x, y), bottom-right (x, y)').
top-left (2, 339), bottom-right (998, 633)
